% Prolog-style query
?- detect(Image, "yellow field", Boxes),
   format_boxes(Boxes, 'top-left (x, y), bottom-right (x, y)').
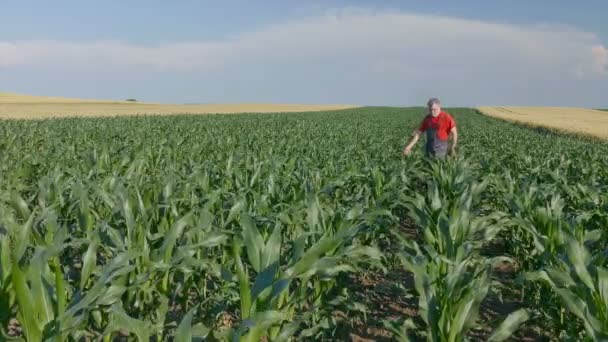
top-left (0, 93), bottom-right (357, 120)
top-left (477, 106), bottom-right (608, 139)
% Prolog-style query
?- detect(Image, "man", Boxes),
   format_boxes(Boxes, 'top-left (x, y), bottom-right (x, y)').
top-left (403, 98), bottom-right (458, 159)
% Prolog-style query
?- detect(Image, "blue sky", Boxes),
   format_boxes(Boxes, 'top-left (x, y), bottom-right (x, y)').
top-left (1, 1), bottom-right (607, 107)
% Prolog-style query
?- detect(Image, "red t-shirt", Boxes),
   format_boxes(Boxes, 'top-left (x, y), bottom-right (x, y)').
top-left (418, 111), bottom-right (456, 141)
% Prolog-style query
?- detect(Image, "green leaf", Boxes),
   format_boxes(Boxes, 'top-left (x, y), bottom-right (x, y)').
top-left (448, 298), bottom-right (475, 341)
top-left (273, 321), bottom-right (301, 342)
top-left (286, 225), bottom-right (358, 278)
top-left (554, 288), bottom-right (587, 321)
top-left (233, 239), bottom-right (252, 320)
top-left (545, 267), bottom-right (576, 288)
top-left (13, 212), bottom-right (35, 263)
top-left (175, 308), bottom-right (195, 342)
top-left (121, 193), bottom-right (136, 236)
top-left (10, 193), bottom-right (31, 220)
top-left (306, 196), bottom-right (321, 228)
top-left (524, 270), bottom-right (557, 289)
top-left (565, 238), bottom-right (595, 291)
top-left (225, 198), bottom-right (246, 227)
top-left (159, 212), bottom-right (192, 263)
top-left (488, 309), bottom-right (529, 341)
top-left (28, 251), bottom-right (54, 327)
top-left (104, 304), bottom-right (151, 341)
top-left (584, 229), bottom-right (602, 243)
top-left (270, 279), bottom-right (290, 301)
top-left (251, 261), bottom-right (279, 301)
top-left (192, 323), bottom-right (211, 339)
top-left (240, 214), bottom-right (264, 273)
top-left (80, 238), bottom-right (99, 289)
top-left (11, 260), bottom-right (41, 342)
top-left (597, 267), bottom-right (608, 315)
top-left (241, 310), bottom-right (285, 334)
top-left (383, 318), bottom-right (416, 342)
top-left (221, 265), bottom-right (234, 282)
top-left (198, 232), bottom-right (228, 248)
top-left (261, 223), bottom-right (282, 270)
top-left (0, 235), bottom-right (11, 283)
top-left (97, 285), bottom-right (127, 306)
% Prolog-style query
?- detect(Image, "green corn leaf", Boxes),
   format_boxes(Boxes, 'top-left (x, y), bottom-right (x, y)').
top-left (524, 269), bottom-right (566, 296)
top-left (545, 267), bottom-right (576, 288)
top-left (286, 233), bottom-right (344, 279)
top-left (197, 232), bottom-right (228, 248)
top-left (597, 267), bottom-right (608, 316)
top-left (11, 260), bottom-right (41, 342)
top-left (240, 214), bottom-right (264, 273)
top-left (251, 261), bottom-right (279, 301)
top-left (448, 297), bottom-right (475, 341)
top-left (270, 279), bottom-right (290, 301)
top-left (104, 304), bottom-right (151, 341)
top-left (261, 223), bottom-right (282, 270)
top-left (10, 193), bottom-right (31, 220)
top-left (159, 212), bottom-right (192, 263)
top-left (80, 237), bottom-right (99, 289)
top-left (97, 285), bottom-right (127, 306)
top-left (488, 309), bottom-right (529, 341)
top-left (306, 195), bottom-right (321, 229)
top-left (192, 323), bottom-right (211, 339)
top-left (584, 229), bottom-right (602, 244)
top-left (383, 318), bottom-right (416, 342)
top-left (554, 287), bottom-right (587, 321)
top-left (240, 310), bottom-right (285, 340)
top-left (12, 212), bottom-right (35, 263)
top-left (233, 239), bottom-right (252, 320)
top-left (28, 251), bottom-right (54, 328)
top-left (273, 321), bottom-right (301, 342)
top-left (0, 235), bottom-right (11, 283)
top-left (175, 308), bottom-right (195, 342)
top-left (565, 238), bottom-right (595, 292)
top-left (225, 198), bottom-right (246, 227)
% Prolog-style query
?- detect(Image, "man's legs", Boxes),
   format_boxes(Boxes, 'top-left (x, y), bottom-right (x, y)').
top-left (433, 140), bottom-right (449, 160)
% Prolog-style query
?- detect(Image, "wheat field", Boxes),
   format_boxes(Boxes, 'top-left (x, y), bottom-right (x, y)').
top-left (477, 106), bottom-right (608, 139)
top-left (0, 93), bottom-right (357, 119)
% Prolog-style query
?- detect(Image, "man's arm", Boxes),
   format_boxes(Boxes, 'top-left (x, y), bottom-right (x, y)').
top-left (449, 126), bottom-right (458, 155)
top-left (403, 130), bottom-right (422, 156)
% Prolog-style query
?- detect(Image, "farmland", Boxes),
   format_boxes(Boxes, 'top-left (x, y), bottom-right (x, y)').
top-left (0, 93), bottom-right (356, 119)
top-left (1, 107), bottom-right (608, 341)
top-left (477, 106), bottom-right (608, 139)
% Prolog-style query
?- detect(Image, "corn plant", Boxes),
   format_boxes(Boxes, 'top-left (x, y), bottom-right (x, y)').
top-left (527, 234), bottom-right (608, 340)
top-left (387, 160), bottom-right (528, 341)
top-left (1, 107), bottom-right (607, 340)
top-left (226, 200), bottom-right (382, 341)
top-left (387, 241), bottom-right (529, 342)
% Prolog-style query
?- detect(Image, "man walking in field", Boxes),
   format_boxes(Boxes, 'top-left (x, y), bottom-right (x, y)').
top-left (403, 98), bottom-right (458, 159)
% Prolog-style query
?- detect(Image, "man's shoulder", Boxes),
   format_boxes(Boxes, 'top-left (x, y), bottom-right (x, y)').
top-left (441, 111), bottom-right (456, 120)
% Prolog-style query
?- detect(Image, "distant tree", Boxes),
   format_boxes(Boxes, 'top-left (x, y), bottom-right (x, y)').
top-left (126, 98), bottom-right (137, 102)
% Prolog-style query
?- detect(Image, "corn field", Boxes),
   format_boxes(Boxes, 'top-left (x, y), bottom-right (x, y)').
top-left (1, 107), bottom-right (608, 341)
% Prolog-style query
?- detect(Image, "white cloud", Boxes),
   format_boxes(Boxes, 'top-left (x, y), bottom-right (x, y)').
top-left (591, 45), bottom-right (608, 73)
top-left (0, 40), bottom-right (227, 71)
top-left (0, 8), bottom-right (606, 106)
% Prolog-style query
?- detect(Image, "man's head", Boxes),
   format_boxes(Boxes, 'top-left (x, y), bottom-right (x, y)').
top-left (427, 98), bottom-right (441, 117)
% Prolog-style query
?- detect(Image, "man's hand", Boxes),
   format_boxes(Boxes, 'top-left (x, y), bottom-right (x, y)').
top-left (449, 127), bottom-right (458, 157)
top-left (403, 130), bottom-right (421, 157)
top-left (449, 146), bottom-right (456, 157)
